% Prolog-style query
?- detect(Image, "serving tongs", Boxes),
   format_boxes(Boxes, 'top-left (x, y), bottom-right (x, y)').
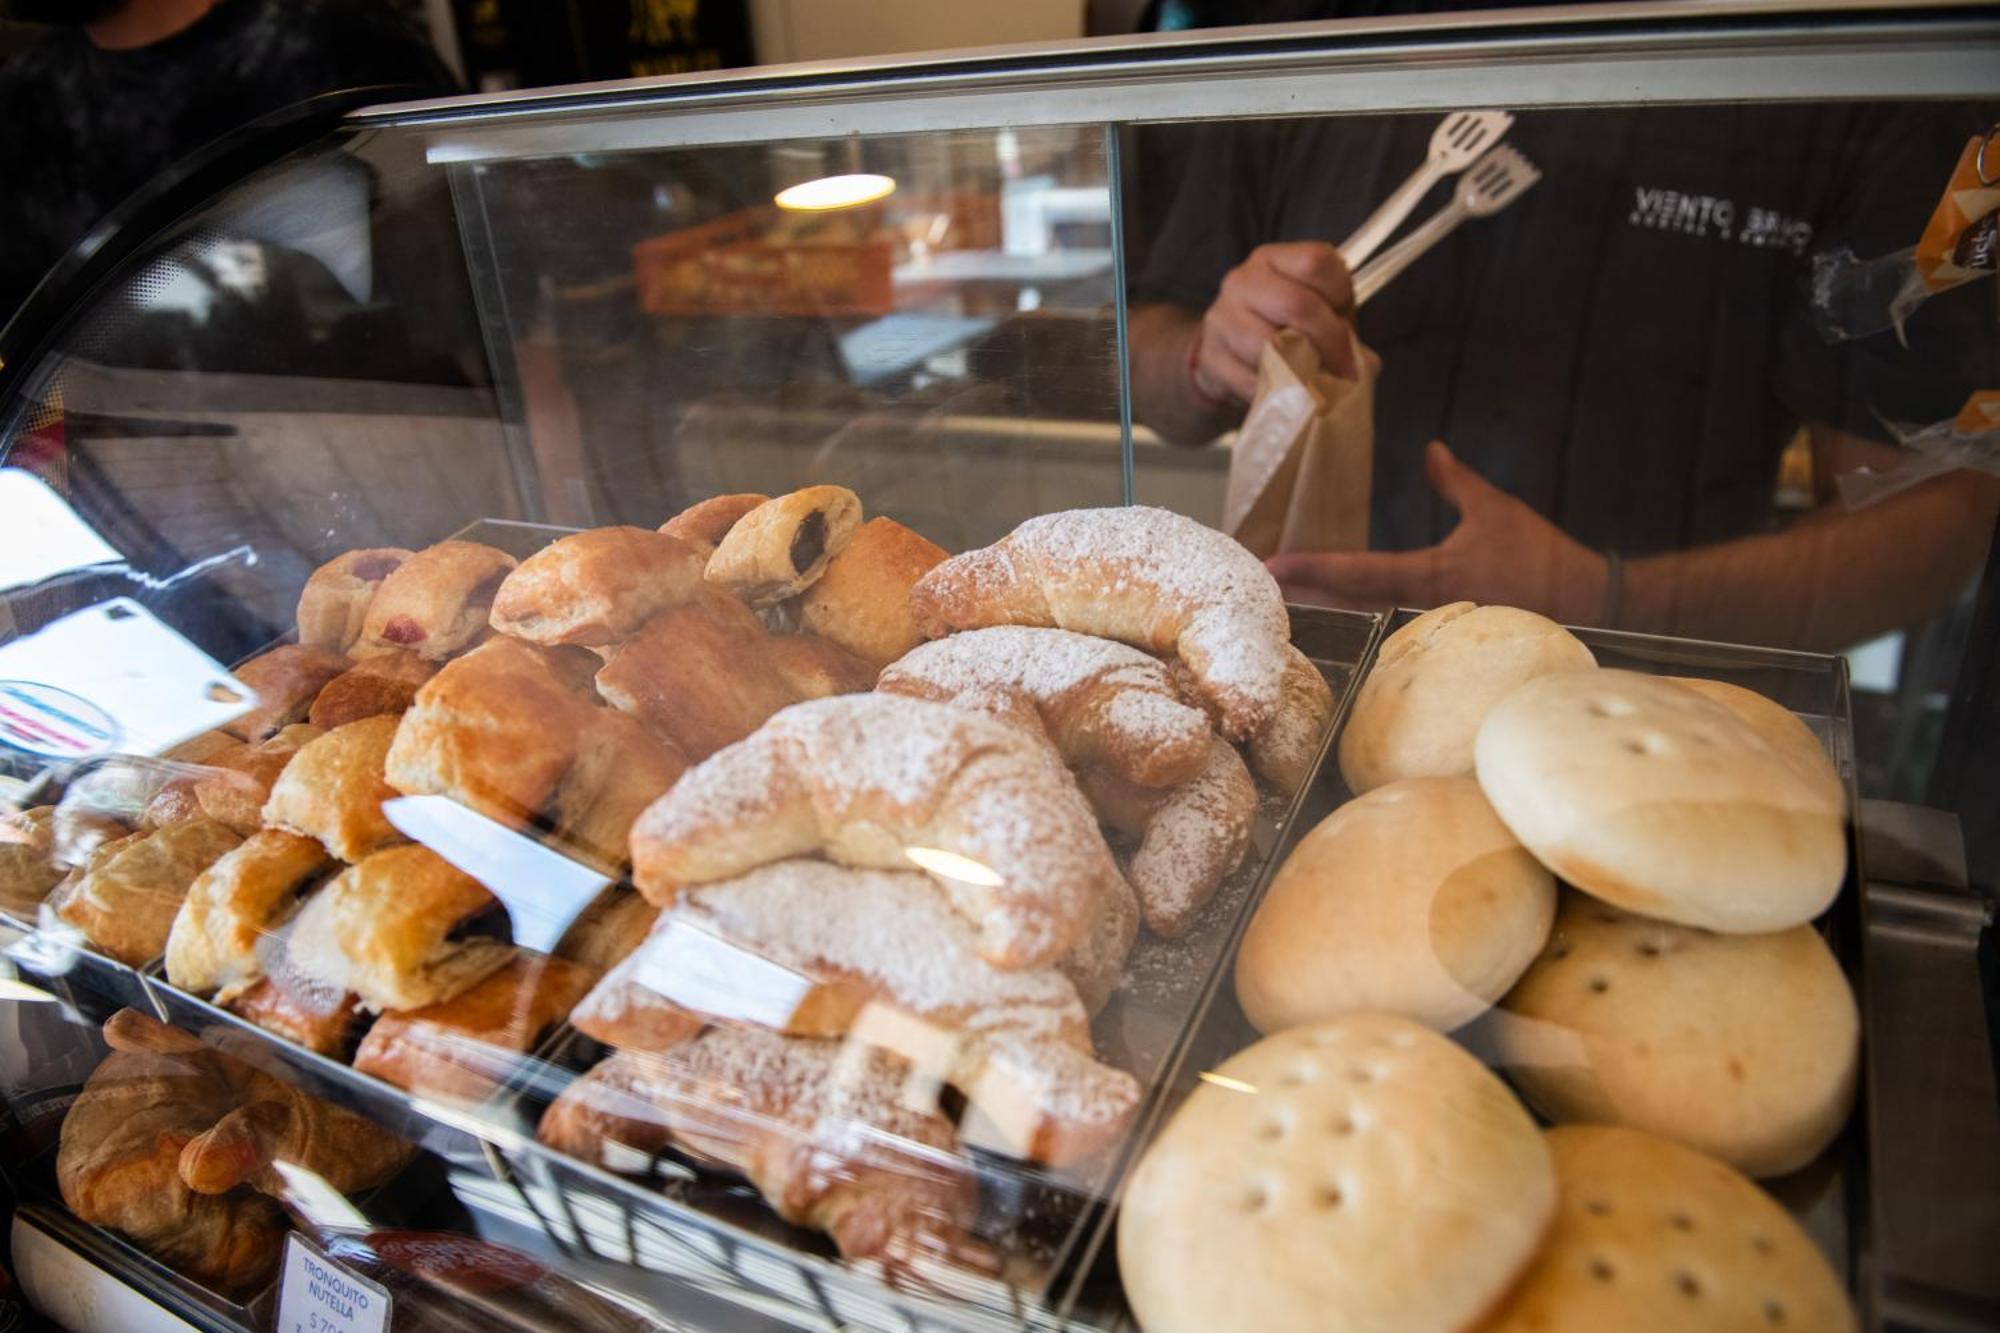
top-left (1351, 144), bottom-right (1541, 307)
top-left (1339, 109), bottom-right (1515, 268)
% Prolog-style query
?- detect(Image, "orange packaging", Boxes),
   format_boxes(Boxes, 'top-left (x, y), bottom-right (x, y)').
top-left (1914, 131), bottom-right (2000, 294)
top-left (1954, 390), bottom-right (2000, 435)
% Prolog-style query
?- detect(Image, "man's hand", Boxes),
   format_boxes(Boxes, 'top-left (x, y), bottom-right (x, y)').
top-left (1267, 441), bottom-right (1610, 623)
top-left (1192, 241), bottom-right (1357, 404)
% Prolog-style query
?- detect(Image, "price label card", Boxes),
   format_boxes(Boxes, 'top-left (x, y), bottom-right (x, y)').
top-left (275, 1235), bottom-right (390, 1333)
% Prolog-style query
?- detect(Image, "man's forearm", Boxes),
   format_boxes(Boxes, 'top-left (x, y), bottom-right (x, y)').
top-left (1127, 303), bottom-right (1238, 447)
top-left (1621, 470), bottom-right (2000, 651)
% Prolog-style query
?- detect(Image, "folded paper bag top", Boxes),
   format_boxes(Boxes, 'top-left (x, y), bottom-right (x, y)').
top-left (1223, 327), bottom-right (1378, 560)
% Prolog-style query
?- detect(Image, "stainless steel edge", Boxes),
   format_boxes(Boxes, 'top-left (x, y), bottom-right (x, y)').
top-left (352, 8), bottom-right (2000, 163)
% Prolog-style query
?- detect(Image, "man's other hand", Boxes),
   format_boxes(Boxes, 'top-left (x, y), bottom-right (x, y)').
top-left (1192, 241), bottom-right (1357, 404)
top-left (1266, 441), bottom-right (1610, 624)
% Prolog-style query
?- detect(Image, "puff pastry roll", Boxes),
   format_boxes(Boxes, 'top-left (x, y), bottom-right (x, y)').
top-left (144, 724), bottom-right (319, 836)
top-left (165, 829), bottom-right (333, 1000)
top-left (297, 547), bottom-right (413, 652)
top-left (490, 526), bottom-right (706, 647)
top-left (307, 648), bottom-right (436, 730)
top-left (764, 631), bottom-right (876, 700)
top-left (594, 590), bottom-right (798, 762)
top-left (796, 515), bottom-right (949, 668)
top-left (660, 492), bottom-right (767, 558)
top-left (286, 844), bottom-right (515, 1012)
top-left (223, 645), bottom-right (349, 743)
top-left (705, 485), bottom-right (862, 606)
top-left (386, 637), bottom-right (595, 828)
top-left (554, 889), bottom-right (659, 976)
top-left (545, 708), bottom-right (687, 873)
top-left (50, 820), bottom-right (243, 965)
top-left (357, 540), bottom-right (516, 661)
top-left (631, 693), bottom-right (1127, 972)
top-left (262, 714), bottom-right (407, 861)
top-left (225, 976), bottom-right (368, 1058)
top-left (0, 805), bottom-right (64, 915)
top-left (537, 1033), bottom-right (981, 1269)
top-left (354, 953), bottom-right (596, 1102)
top-left (911, 506), bottom-right (1291, 741)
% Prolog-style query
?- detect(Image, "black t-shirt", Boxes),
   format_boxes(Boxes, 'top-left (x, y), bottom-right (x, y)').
top-left (1134, 102), bottom-right (1998, 555)
top-left (0, 0), bottom-right (455, 320)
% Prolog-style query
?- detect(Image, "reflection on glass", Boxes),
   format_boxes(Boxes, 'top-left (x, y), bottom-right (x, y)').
top-left (381, 795), bottom-right (607, 953)
top-left (775, 172), bottom-right (898, 211)
top-left (903, 844), bottom-right (1005, 887)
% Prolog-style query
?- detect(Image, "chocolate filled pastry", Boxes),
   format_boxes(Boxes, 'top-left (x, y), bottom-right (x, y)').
top-left (705, 485), bottom-right (863, 606)
top-left (0, 805), bottom-right (64, 915)
top-left (58, 1018), bottom-right (287, 1293)
top-left (631, 693), bottom-right (1127, 971)
top-left (226, 976), bottom-right (368, 1058)
top-left (297, 547), bottom-right (413, 653)
top-left (554, 889), bottom-right (660, 975)
top-left (354, 953), bottom-right (596, 1102)
top-left (307, 648), bottom-right (437, 729)
top-left (386, 637), bottom-right (594, 828)
top-left (165, 829), bottom-right (333, 1000)
top-left (1079, 736), bottom-right (1258, 938)
top-left (50, 819), bottom-right (244, 965)
top-left (879, 626), bottom-right (1214, 789)
top-left (489, 526), bottom-right (706, 647)
top-left (660, 492), bottom-right (768, 558)
top-left (357, 540), bottom-right (517, 661)
top-left (545, 709), bottom-right (687, 873)
top-left (797, 515), bottom-right (949, 668)
top-left (223, 645), bottom-right (350, 742)
top-left (262, 715), bottom-right (407, 862)
top-left (594, 590), bottom-right (799, 761)
top-left (285, 844), bottom-right (516, 1012)
top-left (910, 506), bottom-right (1290, 741)
top-left (145, 724), bottom-right (320, 836)
top-left (538, 1032), bottom-right (984, 1269)
top-left (572, 859), bottom-right (1141, 1165)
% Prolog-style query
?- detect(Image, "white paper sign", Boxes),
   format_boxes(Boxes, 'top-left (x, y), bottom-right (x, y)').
top-left (0, 469), bottom-right (124, 593)
top-left (275, 1235), bottom-right (390, 1333)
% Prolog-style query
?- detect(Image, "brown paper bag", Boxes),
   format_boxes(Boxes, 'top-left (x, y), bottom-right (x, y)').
top-left (1223, 328), bottom-right (1376, 559)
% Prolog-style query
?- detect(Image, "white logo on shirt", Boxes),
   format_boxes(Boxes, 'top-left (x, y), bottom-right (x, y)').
top-left (1628, 187), bottom-right (1813, 253)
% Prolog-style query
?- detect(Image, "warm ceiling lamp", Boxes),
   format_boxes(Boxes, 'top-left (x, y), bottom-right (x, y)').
top-left (774, 172), bottom-right (896, 211)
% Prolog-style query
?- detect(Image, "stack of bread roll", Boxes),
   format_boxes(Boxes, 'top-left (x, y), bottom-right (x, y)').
top-left (1119, 601), bottom-right (1859, 1330)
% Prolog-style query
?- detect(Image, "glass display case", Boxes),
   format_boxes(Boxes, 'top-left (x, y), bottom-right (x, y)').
top-left (0, 3), bottom-right (1996, 1330)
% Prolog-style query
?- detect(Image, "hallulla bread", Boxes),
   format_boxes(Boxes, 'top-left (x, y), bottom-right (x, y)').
top-left (1670, 675), bottom-right (1845, 812)
top-left (1482, 1126), bottom-right (1855, 1332)
top-left (1235, 776), bottom-right (1555, 1033)
top-left (357, 540), bottom-right (516, 660)
top-left (797, 515), bottom-right (950, 667)
top-left (1490, 891), bottom-right (1859, 1178)
top-left (1117, 1015), bottom-right (1554, 1333)
top-left (705, 485), bottom-right (863, 606)
top-left (489, 526), bottom-right (706, 647)
top-left (660, 492), bottom-right (769, 558)
top-left (1079, 735), bottom-right (1257, 938)
top-left (571, 859), bottom-right (1141, 1165)
top-left (629, 693), bottom-right (1127, 970)
top-left (1474, 670), bottom-right (1846, 932)
top-left (1339, 602), bottom-right (1595, 794)
top-left (879, 626), bottom-right (1213, 789)
top-left (537, 1032), bottom-right (981, 1267)
top-left (297, 547), bottom-right (412, 652)
top-left (910, 506), bottom-right (1290, 741)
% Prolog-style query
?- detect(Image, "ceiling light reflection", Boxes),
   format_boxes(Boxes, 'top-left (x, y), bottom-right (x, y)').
top-left (1198, 1071), bottom-right (1260, 1095)
top-left (774, 173), bottom-right (896, 212)
top-left (904, 846), bottom-right (1004, 887)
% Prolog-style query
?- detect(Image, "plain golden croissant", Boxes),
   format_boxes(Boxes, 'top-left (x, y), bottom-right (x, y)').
top-left (58, 1016), bottom-right (288, 1294)
top-left (877, 626), bottom-right (1213, 789)
top-left (629, 693), bottom-right (1127, 971)
top-left (909, 506), bottom-right (1291, 742)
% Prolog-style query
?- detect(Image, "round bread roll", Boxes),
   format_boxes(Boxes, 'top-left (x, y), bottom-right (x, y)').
top-left (1119, 1014), bottom-right (1555, 1333)
top-left (1669, 676), bottom-right (1845, 813)
top-left (1482, 1125), bottom-right (1855, 1332)
top-left (1339, 602), bottom-right (1595, 794)
top-left (1235, 777), bottom-right (1555, 1033)
top-left (1474, 670), bottom-right (1846, 932)
top-left (1490, 891), bottom-right (1858, 1178)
